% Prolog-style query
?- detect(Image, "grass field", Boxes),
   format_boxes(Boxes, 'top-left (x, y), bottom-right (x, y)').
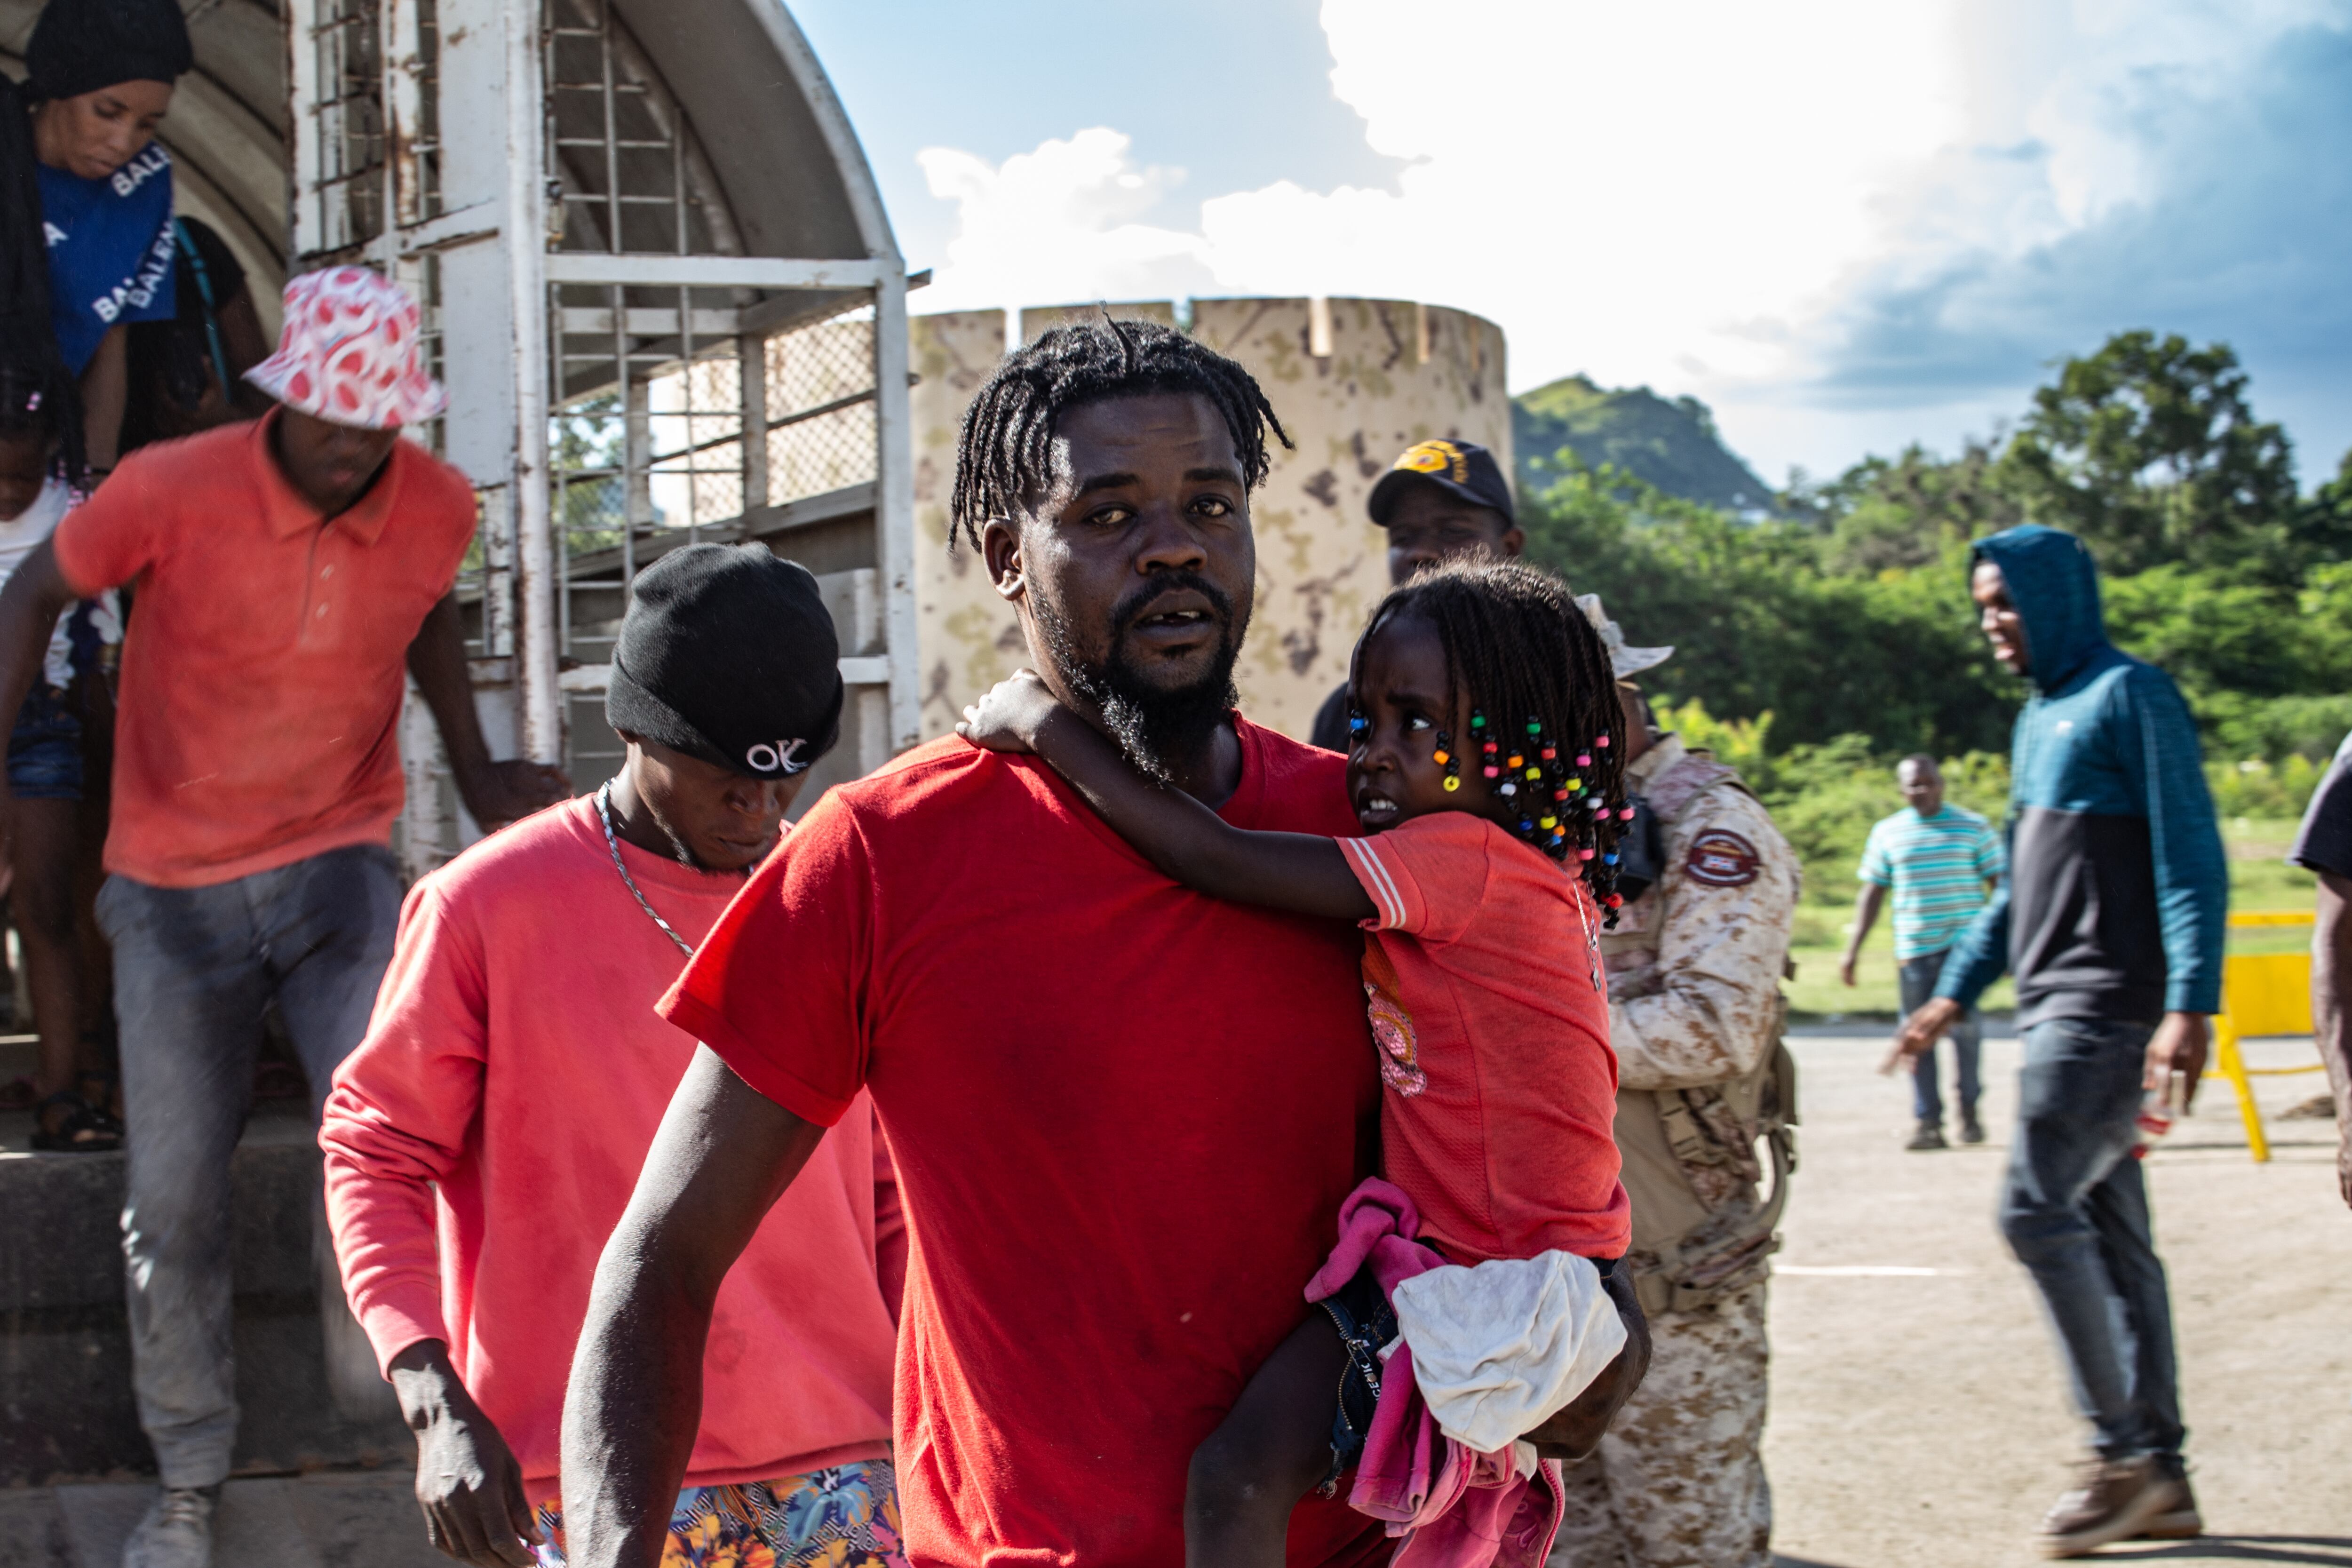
top-left (1784, 815), bottom-right (2314, 1019)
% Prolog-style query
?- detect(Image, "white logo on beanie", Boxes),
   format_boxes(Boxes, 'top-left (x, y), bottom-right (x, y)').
top-left (746, 739), bottom-right (810, 775)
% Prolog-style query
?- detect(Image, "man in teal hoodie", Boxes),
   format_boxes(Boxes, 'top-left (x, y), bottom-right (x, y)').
top-left (1895, 523), bottom-right (2223, 1558)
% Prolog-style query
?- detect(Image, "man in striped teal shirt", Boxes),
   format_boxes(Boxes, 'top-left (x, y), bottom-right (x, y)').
top-left (1843, 755), bottom-right (2006, 1148)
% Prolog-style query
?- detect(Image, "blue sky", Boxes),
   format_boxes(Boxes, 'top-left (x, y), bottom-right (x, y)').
top-left (790, 0), bottom-right (2352, 490)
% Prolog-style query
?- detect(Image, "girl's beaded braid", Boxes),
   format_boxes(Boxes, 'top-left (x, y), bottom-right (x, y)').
top-left (1353, 559), bottom-right (1632, 922)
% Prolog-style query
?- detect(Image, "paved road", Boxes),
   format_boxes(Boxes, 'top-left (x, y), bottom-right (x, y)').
top-left (8, 1027), bottom-right (2346, 1567)
top-left (1768, 1027), bottom-right (2352, 1567)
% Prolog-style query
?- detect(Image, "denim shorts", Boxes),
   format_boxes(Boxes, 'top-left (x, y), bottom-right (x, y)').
top-left (1315, 1266), bottom-right (1400, 1494)
top-left (8, 684), bottom-right (83, 801)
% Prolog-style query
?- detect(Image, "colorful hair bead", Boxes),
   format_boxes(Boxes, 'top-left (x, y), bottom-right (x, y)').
top-left (1436, 730), bottom-right (1461, 793)
top-left (1525, 766), bottom-right (1542, 781)
top-left (1603, 852), bottom-right (1619, 865)
top-left (1507, 754), bottom-right (1523, 769)
top-left (1540, 815), bottom-right (1557, 829)
top-left (1575, 753), bottom-right (1591, 767)
top-left (1484, 764), bottom-right (1501, 779)
top-left (1565, 776), bottom-right (1581, 790)
top-left (1470, 712), bottom-right (1486, 729)
top-left (1541, 746), bottom-right (1557, 761)
top-left (1348, 712), bottom-right (1368, 739)
top-left (1596, 734), bottom-right (1611, 747)
top-left (1500, 780), bottom-right (1518, 797)
top-left (1526, 718), bottom-right (1542, 735)
top-left (1578, 848), bottom-right (1595, 861)
top-left (1605, 892), bottom-right (1623, 908)
top-left (1618, 806), bottom-right (1636, 820)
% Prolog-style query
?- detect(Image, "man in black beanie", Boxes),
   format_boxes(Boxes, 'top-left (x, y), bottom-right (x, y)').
top-left (320, 543), bottom-right (910, 1568)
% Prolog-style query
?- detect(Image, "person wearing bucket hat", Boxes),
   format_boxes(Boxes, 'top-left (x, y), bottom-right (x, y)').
top-left (18, 0), bottom-right (198, 470)
top-left (1309, 437), bottom-right (1523, 752)
top-left (0, 264), bottom-right (569, 1568)
top-left (322, 542), bottom-right (910, 1568)
top-left (1552, 591), bottom-right (1801, 1568)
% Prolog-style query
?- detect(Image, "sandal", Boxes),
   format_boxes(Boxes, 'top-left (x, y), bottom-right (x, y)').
top-left (75, 1067), bottom-right (123, 1127)
top-left (31, 1089), bottom-right (122, 1153)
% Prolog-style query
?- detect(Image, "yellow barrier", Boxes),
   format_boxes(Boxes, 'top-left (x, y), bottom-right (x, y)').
top-left (2209, 912), bottom-right (2329, 1164)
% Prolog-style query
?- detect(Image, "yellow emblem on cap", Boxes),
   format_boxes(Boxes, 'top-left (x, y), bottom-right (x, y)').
top-left (1394, 439), bottom-right (1469, 484)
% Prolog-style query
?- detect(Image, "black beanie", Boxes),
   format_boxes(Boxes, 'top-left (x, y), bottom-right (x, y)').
top-left (27, 0), bottom-right (194, 103)
top-left (606, 544), bottom-right (845, 780)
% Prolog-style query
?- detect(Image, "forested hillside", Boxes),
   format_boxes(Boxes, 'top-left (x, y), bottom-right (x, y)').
top-left (1513, 373), bottom-right (1777, 513)
top-left (1517, 330), bottom-right (2352, 897)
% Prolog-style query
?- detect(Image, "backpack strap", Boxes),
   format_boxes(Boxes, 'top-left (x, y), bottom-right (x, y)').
top-left (172, 218), bottom-right (232, 400)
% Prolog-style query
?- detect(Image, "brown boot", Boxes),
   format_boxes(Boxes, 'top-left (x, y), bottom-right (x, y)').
top-left (2138, 1459), bottom-right (2201, 1540)
top-left (2039, 1457), bottom-right (2188, 1558)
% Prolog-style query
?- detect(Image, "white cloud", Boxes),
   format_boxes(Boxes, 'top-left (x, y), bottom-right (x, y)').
top-left (908, 0), bottom-right (2344, 478)
top-left (914, 129), bottom-right (1216, 311)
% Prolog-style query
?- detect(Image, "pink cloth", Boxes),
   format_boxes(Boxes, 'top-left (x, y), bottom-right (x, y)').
top-left (1314, 1179), bottom-right (1566, 1568)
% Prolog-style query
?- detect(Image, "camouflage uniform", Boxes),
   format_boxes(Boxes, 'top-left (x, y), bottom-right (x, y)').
top-left (1551, 734), bottom-right (1799, 1568)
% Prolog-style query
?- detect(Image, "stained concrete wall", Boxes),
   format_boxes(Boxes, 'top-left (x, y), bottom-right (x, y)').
top-left (909, 298), bottom-right (1511, 744)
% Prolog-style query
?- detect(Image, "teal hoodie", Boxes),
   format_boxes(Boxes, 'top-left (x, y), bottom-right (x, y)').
top-left (1936, 525), bottom-right (2226, 1024)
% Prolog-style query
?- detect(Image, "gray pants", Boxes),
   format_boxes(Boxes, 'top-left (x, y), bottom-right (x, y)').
top-left (97, 844), bottom-right (402, 1489)
top-left (2000, 1015), bottom-right (2182, 1462)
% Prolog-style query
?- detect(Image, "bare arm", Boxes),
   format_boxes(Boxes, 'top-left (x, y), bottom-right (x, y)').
top-left (406, 593), bottom-right (571, 830)
top-left (80, 324), bottom-right (128, 472)
top-left (1525, 1267), bottom-right (1652, 1462)
top-left (0, 541), bottom-right (80, 847)
top-left (216, 289), bottom-right (278, 418)
top-left (559, 1048), bottom-right (827, 1568)
top-left (960, 671), bottom-right (1372, 922)
top-left (2316, 872), bottom-right (2352, 1209)
top-left (1840, 882), bottom-right (1885, 987)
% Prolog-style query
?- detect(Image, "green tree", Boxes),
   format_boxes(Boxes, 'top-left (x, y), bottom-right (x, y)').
top-left (1997, 331), bottom-right (2300, 577)
top-left (1792, 438), bottom-right (2026, 576)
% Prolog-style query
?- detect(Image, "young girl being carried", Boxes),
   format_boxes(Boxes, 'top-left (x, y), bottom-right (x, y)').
top-left (960, 558), bottom-right (1640, 1567)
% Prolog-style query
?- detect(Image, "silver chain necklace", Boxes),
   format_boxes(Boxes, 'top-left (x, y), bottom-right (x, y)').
top-left (596, 780), bottom-right (696, 956)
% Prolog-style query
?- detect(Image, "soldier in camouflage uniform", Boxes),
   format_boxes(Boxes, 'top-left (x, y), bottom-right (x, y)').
top-left (1551, 597), bottom-right (1800, 1568)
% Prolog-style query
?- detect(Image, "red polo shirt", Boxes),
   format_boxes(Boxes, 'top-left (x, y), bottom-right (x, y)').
top-left (662, 724), bottom-right (1391, 1568)
top-left (54, 413), bottom-right (477, 888)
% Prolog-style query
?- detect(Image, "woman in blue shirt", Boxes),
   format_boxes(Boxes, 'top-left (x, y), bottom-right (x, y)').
top-left (22, 0), bottom-right (192, 473)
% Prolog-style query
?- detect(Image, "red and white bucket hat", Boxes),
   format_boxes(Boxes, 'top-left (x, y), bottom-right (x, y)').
top-left (244, 267), bottom-right (448, 430)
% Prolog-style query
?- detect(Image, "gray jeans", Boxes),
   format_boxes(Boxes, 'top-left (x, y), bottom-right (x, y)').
top-left (1999, 1015), bottom-right (2183, 1462)
top-left (1897, 950), bottom-right (1980, 1123)
top-left (96, 844), bottom-right (402, 1488)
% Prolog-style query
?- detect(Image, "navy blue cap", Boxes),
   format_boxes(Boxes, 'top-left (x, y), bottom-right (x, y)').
top-left (1367, 438), bottom-right (1516, 527)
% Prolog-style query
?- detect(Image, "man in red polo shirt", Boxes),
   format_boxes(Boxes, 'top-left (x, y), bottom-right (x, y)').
top-left (0, 267), bottom-right (566, 1568)
top-left (557, 320), bottom-right (1646, 1568)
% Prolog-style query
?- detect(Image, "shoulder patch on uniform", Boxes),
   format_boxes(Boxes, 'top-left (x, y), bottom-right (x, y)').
top-left (1685, 828), bottom-right (1761, 887)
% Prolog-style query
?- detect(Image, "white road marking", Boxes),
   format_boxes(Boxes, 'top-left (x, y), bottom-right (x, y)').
top-left (1773, 1264), bottom-right (1965, 1277)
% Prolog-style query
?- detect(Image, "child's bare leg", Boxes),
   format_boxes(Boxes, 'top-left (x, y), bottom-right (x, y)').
top-left (1186, 1313), bottom-right (1347, 1568)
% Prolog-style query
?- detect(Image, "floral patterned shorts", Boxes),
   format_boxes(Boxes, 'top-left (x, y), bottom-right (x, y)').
top-left (532, 1459), bottom-right (905, 1568)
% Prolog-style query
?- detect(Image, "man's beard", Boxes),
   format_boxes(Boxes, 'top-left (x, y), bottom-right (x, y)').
top-left (1033, 572), bottom-right (1245, 786)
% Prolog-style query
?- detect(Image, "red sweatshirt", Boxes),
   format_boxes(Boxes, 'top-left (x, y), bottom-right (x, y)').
top-left (321, 798), bottom-right (901, 1503)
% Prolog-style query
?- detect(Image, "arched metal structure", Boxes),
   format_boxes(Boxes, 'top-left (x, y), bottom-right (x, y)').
top-left (3, 0), bottom-right (918, 876)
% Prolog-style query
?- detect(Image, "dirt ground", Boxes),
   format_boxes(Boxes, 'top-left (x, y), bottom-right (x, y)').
top-left (1767, 1025), bottom-right (2352, 1568)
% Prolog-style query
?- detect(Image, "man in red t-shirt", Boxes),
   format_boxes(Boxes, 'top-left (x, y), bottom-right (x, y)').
top-left (559, 321), bottom-right (1645, 1568)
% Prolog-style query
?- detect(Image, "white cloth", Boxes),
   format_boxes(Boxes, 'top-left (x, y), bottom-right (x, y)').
top-left (0, 477), bottom-right (116, 689)
top-left (1388, 1250), bottom-right (1629, 1456)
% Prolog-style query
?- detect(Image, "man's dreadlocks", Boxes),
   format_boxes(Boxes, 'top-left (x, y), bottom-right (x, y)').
top-left (947, 317), bottom-right (1290, 551)
top-left (0, 75), bottom-right (84, 485)
top-left (1358, 559), bottom-right (1633, 915)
